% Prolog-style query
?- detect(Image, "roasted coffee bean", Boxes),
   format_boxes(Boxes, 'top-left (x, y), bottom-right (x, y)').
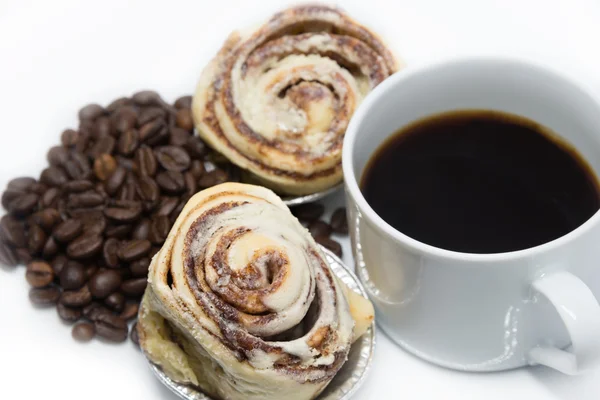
top-left (198, 169), bottom-right (228, 188)
top-left (132, 219), bottom-right (150, 241)
top-left (50, 254), bottom-right (68, 276)
top-left (105, 224), bottom-right (132, 239)
top-left (64, 151), bottom-right (92, 180)
top-left (41, 188), bottom-right (61, 208)
top-left (25, 261), bottom-right (54, 287)
top-left (138, 107), bottom-right (165, 125)
top-left (133, 146), bottom-right (157, 177)
top-left (85, 264), bottom-right (99, 280)
top-left (184, 171), bottom-right (198, 196)
top-left (132, 90), bottom-right (161, 106)
top-left (93, 116), bottom-right (112, 138)
top-left (156, 171), bottom-right (185, 193)
top-left (146, 124), bottom-right (170, 147)
top-left (117, 179), bottom-right (137, 202)
top-left (175, 108), bottom-right (194, 131)
top-left (89, 135), bottom-right (116, 158)
top-left (0, 242), bottom-right (18, 266)
top-left (104, 292), bottom-right (125, 312)
top-left (27, 224), bottom-right (47, 255)
top-left (67, 234), bottom-right (103, 259)
top-left (104, 200), bottom-right (142, 222)
top-left (103, 238), bottom-right (120, 268)
top-left (1, 190), bottom-right (20, 211)
top-left (47, 146), bottom-right (70, 166)
top-left (184, 136), bottom-right (207, 159)
top-left (120, 302), bottom-right (139, 320)
top-left (120, 277), bottom-right (147, 297)
top-left (77, 210), bottom-right (107, 236)
top-left (94, 154), bottom-right (117, 181)
top-left (118, 239), bottom-right (151, 262)
top-left (29, 209), bottom-right (61, 233)
top-left (149, 246), bottom-right (161, 259)
top-left (74, 130), bottom-right (91, 154)
top-left (53, 219), bottom-right (82, 242)
top-left (7, 177), bottom-right (36, 192)
top-left (60, 261), bottom-right (87, 290)
top-left (106, 97), bottom-right (131, 112)
top-left (308, 220), bottom-right (332, 239)
top-left (89, 270), bottom-right (122, 299)
top-left (155, 146), bottom-right (191, 172)
top-left (78, 104), bottom-right (105, 121)
top-left (83, 302), bottom-right (111, 321)
top-left (61, 129), bottom-right (80, 147)
top-left (62, 179), bottom-right (93, 193)
top-left (112, 106), bottom-right (138, 133)
top-left (139, 119), bottom-right (165, 143)
top-left (169, 127), bottom-right (190, 147)
top-left (60, 285), bottom-right (92, 307)
top-left (0, 215), bottom-right (26, 247)
top-left (174, 95), bottom-right (192, 109)
top-left (67, 192), bottom-right (104, 208)
top-left (29, 286), bottom-right (60, 305)
top-left (40, 166), bottom-right (69, 186)
top-left (42, 236), bottom-right (59, 259)
top-left (291, 203), bottom-right (325, 222)
top-left (29, 182), bottom-right (49, 195)
top-left (136, 177), bottom-right (159, 210)
top-left (169, 198), bottom-right (187, 223)
top-left (149, 216), bottom-right (170, 245)
top-left (5, 192), bottom-right (39, 216)
top-left (330, 208), bottom-right (348, 234)
top-left (15, 248), bottom-right (32, 264)
top-left (79, 118), bottom-right (95, 136)
top-left (105, 166), bottom-right (126, 195)
top-left (72, 322), bottom-right (95, 342)
top-left (131, 322), bottom-right (139, 346)
top-left (315, 236), bottom-right (342, 258)
top-left (155, 197), bottom-right (178, 216)
top-left (117, 129), bottom-right (139, 156)
top-left (94, 313), bottom-right (128, 342)
top-left (57, 302), bottom-right (82, 322)
top-left (130, 257), bottom-right (150, 277)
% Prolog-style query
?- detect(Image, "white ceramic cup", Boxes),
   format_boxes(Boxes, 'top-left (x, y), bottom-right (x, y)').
top-left (342, 57), bottom-right (600, 374)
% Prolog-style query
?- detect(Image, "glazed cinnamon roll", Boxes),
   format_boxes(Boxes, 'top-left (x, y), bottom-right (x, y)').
top-left (138, 183), bottom-right (374, 400)
top-left (192, 4), bottom-right (399, 195)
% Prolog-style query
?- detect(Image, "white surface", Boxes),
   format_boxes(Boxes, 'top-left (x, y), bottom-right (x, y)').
top-left (1, 0), bottom-right (600, 398)
top-left (342, 57), bottom-right (600, 373)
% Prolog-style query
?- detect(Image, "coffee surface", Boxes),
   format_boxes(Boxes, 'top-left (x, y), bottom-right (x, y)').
top-left (361, 110), bottom-right (600, 253)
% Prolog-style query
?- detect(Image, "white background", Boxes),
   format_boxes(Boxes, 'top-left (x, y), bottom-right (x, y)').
top-left (1, 0), bottom-right (600, 398)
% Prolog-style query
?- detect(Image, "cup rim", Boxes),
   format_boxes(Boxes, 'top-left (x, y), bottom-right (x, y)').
top-left (342, 55), bottom-right (600, 262)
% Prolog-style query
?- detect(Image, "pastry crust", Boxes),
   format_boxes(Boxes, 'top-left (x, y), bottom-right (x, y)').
top-left (138, 182), bottom-right (374, 400)
top-left (192, 4), bottom-right (400, 195)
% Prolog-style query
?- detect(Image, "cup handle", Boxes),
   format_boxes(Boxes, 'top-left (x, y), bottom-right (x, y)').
top-left (528, 271), bottom-right (600, 375)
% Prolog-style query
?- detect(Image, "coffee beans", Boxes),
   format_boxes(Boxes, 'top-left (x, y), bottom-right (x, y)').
top-left (60, 261), bottom-right (87, 290)
top-left (131, 322), bottom-right (140, 346)
top-left (292, 203), bottom-right (325, 222)
top-left (89, 270), bottom-right (122, 299)
top-left (117, 240), bottom-right (151, 262)
top-left (94, 313), bottom-right (128, 342)
top-left (29, 286), bottom-right (61, 305)
top-left (67, 234), bottom-right (103, 259)
top-left (72, 322), bottom-right (95, 342)
top-left (53, 219), bottom-right (83, 242)
top-left (25, 261), bottom-right (54, 288)
top-left (330, 208), bottom-right (348, 234)
top-left (1, 90), bottom-right (350, 348)
top-left (314, 235), bottom-right (343, 258)
top-left (308, 220), bottom-right (332, 239)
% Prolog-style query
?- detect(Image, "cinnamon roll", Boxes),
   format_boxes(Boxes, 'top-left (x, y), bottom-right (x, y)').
top-left (192, 4), bottom-right (400, 195)
top-left (138, 182), bottom-right (374, 400)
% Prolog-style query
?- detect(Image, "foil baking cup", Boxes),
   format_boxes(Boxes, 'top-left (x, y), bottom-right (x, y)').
top-left (144, 246), bottom-right (376, 400)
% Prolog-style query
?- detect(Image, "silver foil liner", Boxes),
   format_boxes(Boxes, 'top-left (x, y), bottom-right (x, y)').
top-left (144, 247), bottom-right (376, 400)
top-left (281, 183), bottom-right (343, 207)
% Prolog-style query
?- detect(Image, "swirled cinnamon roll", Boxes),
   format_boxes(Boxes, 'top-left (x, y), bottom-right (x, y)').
top-left (192, 4), bottom-right (399, 195)
top-left (138, 183), bottom-right (374, 400)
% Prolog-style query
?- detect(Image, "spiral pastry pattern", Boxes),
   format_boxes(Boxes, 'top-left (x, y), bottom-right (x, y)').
top-left (138, 183), bottom-right (374, 400)
top-left (192, 4), bottom-right (399, 195)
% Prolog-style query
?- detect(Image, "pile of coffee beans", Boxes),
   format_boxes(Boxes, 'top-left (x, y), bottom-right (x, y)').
top-left (0, 90), bottom-right (346, 345)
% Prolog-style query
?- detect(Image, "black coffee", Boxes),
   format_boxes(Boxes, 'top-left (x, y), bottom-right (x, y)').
top-left (361, 110), bottom-right (600, 254)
